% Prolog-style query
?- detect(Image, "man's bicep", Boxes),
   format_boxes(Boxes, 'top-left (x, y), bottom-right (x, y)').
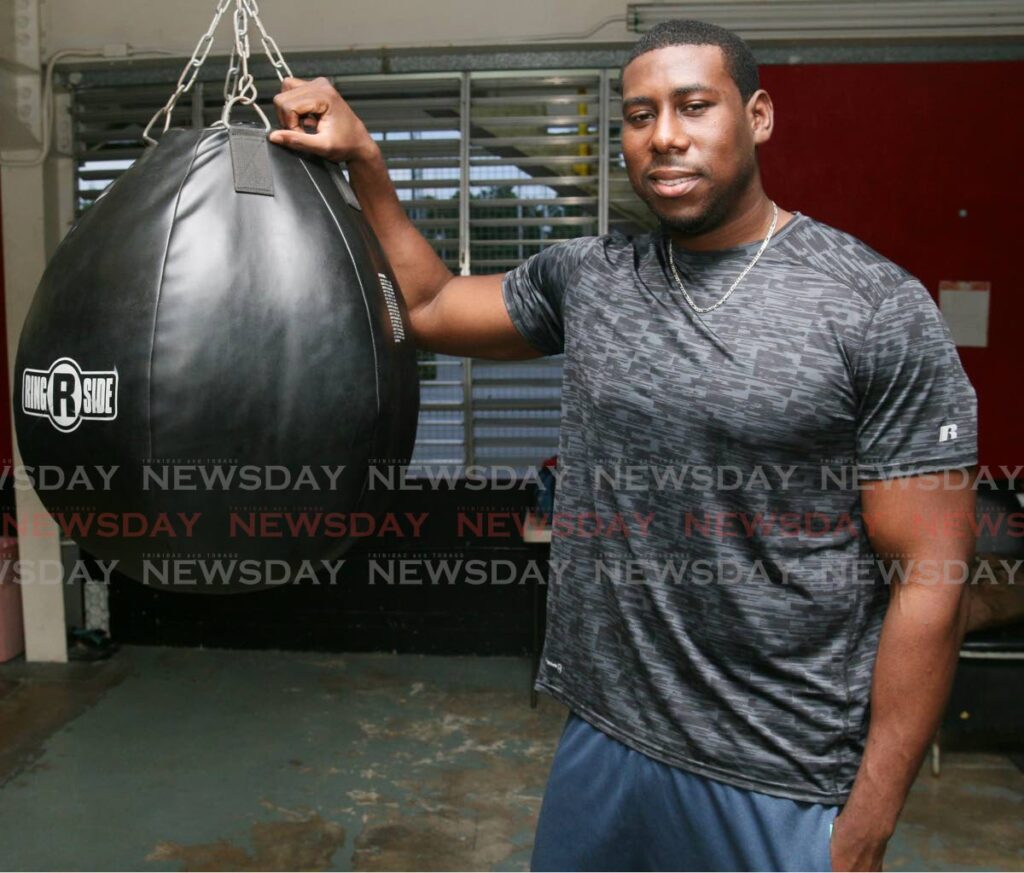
top-left (862, 471), bottom-right (977, 635)
top-left (410, 273), bottom-right (545, 360)
top-left (861, 469), bottom-right (977, 567)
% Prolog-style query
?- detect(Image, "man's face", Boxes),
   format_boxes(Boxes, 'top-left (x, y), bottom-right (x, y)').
top-left (620, 44), bottom-right (760, 236)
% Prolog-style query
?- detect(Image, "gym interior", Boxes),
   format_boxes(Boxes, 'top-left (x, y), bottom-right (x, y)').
top-left (0, 1), bottom-right (1022, 870)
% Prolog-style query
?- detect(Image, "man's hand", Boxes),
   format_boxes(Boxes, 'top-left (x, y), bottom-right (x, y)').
top-left (268, 76), bottom-right (377, 164)
top-left (830, 810), bottom-right (889, 871)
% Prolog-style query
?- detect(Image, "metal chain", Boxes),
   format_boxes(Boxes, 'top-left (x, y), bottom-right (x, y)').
top-left (239, 0), bottom-right (294, 80)
top-left (143, 0), bottom-right (233, 144)
top-left (144, 0), bottom-right (293, 145)
top-left (664, 201), bottom-right (780, 314)
top-left (218, 0), bottom-right (271, 129)
top-left (222, 39), bottom-right (239, 104)
top-left (229, 0), bottom-right (257, 105)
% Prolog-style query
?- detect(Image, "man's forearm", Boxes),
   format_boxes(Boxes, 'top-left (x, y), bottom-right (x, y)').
top-left (346, 145), bottom-right (454, 315)
top-left (841, 568), bottom-right (969, 839)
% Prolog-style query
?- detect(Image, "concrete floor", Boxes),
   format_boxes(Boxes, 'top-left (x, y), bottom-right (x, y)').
top-left (0, 647), bottom-right (1020, 871)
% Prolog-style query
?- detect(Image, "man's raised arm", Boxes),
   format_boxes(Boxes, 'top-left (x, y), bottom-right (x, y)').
top-left (269, 76), bottom-right (541, 361)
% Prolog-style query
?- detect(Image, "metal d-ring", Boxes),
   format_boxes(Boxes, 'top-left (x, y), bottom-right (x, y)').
top-left (217, 94), bottom-right (272, 132)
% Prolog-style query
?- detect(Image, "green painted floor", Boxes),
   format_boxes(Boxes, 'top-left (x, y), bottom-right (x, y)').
top-left (0, 647), bottom-right (1020, 871)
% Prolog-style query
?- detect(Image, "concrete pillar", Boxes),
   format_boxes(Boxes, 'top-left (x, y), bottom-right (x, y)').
top-left (1, 0), bottom-right (68, 662)
top-left (1, 158), bottom-right (67, 662)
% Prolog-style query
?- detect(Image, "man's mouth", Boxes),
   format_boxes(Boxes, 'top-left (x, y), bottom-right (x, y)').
top-left (647, 171), bottom-right (701, 198)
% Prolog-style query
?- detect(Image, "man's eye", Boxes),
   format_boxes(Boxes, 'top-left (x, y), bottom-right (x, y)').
top-left (684, 102), bottom-right (709, 113)
top-left (627, 111), bottom-right (654, 124)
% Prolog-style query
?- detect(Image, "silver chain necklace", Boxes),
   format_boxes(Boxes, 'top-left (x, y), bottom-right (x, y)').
top-left (664, 201), bottom-right (779, 314)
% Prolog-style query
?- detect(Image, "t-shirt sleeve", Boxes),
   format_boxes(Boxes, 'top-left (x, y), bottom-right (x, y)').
top-left (501, 236), bottom-right (600, 356)
top-left (853, 278), bottom-right (978, 480)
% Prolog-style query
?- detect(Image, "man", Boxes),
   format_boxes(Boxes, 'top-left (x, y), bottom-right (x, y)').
top-left (270, 19), bottom-right (977, 872)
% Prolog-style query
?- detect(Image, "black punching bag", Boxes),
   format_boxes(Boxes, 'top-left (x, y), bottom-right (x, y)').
top-left (14, 124), bottom-right (419, 591)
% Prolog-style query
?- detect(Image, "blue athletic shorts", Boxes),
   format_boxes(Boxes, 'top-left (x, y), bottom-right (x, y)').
top-left (531, 713), bottom-right (840, 872)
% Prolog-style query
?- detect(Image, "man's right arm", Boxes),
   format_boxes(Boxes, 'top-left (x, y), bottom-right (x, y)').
top-left (269, 77), bottom-right (541, 361)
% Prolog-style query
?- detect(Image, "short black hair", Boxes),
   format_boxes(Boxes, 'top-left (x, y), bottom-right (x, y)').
top-left (624, 19), bottom-right (760, 103)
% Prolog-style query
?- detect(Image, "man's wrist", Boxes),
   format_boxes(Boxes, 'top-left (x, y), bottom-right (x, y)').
top-left (347, 135), bottom-right (383, 167)
top-left (838, 797), bottom-right (898, 843)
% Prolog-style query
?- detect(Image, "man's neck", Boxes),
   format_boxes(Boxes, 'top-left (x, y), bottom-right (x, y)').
top-left (670, 196), bottom-right (794, 253)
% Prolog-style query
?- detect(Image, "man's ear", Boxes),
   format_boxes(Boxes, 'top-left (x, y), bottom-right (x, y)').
top-left (748, 89), bottom-right (774, 146)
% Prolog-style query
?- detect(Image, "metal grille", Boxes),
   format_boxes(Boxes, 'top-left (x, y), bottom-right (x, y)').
top-left (464, 72), bottom-right (606, 467)
top-left (343, 75), bottom-right (466, 466)
top-left (70, 67), bottom-right (635, 472)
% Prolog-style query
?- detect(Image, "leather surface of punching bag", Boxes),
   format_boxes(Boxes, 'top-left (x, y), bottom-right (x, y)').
top-left (14, 125), bottom-right (419, 592)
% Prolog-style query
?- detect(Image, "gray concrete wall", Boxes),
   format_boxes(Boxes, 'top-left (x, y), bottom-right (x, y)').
top-left (40, 0), bottom-right (632, 54)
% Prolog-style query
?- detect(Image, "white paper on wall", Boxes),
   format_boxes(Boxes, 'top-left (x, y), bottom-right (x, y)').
top-left (939, 280), bottom-right (990, 348)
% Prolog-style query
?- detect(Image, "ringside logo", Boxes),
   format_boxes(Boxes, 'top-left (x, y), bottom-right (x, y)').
top-left (21, 357), bottom-right (118, 433)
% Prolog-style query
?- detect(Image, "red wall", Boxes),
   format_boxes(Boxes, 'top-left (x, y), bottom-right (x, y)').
top-left (758, 61), bottom-right (1019, 473)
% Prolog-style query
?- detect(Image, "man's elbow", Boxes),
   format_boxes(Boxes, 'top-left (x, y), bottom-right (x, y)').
top-left (887, 552), bottom-right (972, 638)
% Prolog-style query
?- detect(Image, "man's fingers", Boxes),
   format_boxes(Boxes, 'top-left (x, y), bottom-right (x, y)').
top-left (267, 128), bottom-right (323, 156)
top-left (273, 93), bottom-right (327, 132)
top-left (273, 103), bottom-right (299, 132)
top-left (271, 90), bottom-right (297, 131)
top-left (270, 78), bottom-right (346, 159)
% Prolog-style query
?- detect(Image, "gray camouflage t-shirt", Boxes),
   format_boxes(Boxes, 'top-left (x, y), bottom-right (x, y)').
top-left (502, 212), bottom-right (977, 804)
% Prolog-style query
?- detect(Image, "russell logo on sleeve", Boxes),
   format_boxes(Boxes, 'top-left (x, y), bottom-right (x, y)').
top-left (938, 423), bottom-right (959, 443)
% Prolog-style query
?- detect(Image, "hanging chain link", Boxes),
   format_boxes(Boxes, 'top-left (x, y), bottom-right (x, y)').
top-left (218, 0), bottom-right (271, 129)
top-left (228, 0), bottom-right (258, 105)
top-left (143, 0), bottom-right (233, 144)
top-left (240, 0), bottom-right (294, 80)
top-left (144, 0), bottom-right (292, 145)
top-left (222, 39), bottom-right (239, 104)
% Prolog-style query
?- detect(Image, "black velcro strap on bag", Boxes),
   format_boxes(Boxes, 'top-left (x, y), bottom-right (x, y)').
top-left (229, 126), bottom-right (275, 196)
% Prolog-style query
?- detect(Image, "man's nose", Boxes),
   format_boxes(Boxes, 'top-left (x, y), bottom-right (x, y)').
top-left (651, 114), bottom-right (691, 153)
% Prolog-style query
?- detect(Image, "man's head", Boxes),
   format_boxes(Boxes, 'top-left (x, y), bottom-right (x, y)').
top-left (620, 20), bottom-right (773, 237)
